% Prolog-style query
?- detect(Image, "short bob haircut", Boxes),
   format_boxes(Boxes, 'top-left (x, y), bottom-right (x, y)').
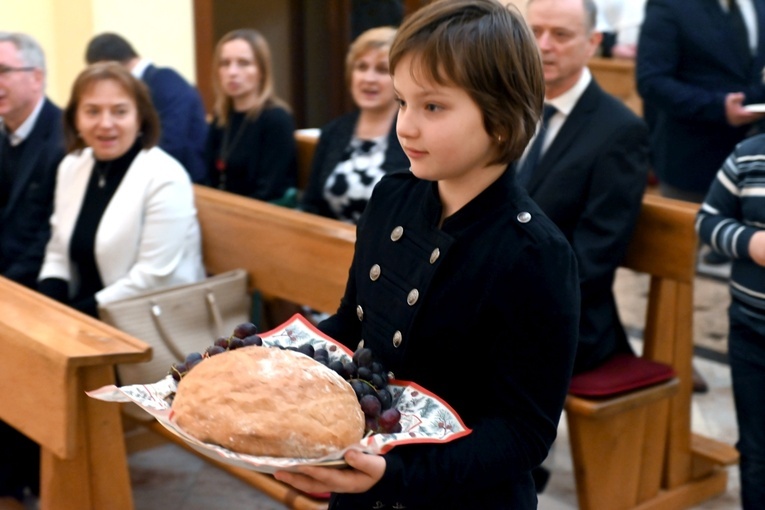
top-left (389, 0), bottom-right (544, 165)
top-left (63, 62), bottom-right (160, 154)
top-left (212, 28), bottom-right (289, 127)
top-left (345, 26), bottom-right (397, 89)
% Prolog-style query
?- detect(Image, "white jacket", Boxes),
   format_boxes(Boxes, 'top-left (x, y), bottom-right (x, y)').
top-left (39, 146), bottom-right (206, 304)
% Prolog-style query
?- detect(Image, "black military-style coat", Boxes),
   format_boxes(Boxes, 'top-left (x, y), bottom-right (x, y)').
top-left (320, 168), bottom-right (580, 509)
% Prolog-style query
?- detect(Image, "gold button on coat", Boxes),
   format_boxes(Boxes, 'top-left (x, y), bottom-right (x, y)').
top-left (390, 226), bottom-right (404, 241)
top-left (369, 264), bottom-right (381, 280)
top-left (407, 289), bottom-right (419, 306)
top-left (356, 305), bottom-right (364, 321)
top-left (430, 247), bottom-right (440, 264)
top-left (517, 211), bottom-right (531, 223)
top-left (392, 330), bottom-right (402, 347)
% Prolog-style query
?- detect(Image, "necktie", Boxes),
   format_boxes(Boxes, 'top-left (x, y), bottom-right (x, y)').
top-left (517, 104), bottom-right (557, 187)
top-left (728, 0), bottom-right (751, 63)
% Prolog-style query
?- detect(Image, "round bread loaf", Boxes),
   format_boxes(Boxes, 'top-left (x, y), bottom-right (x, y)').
top-left (172, 346), bottom-right (365, 458)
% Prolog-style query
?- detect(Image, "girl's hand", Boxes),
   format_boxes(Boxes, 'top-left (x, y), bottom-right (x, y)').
top-left (273, 449), bottom-right (386, 494)
top-left (749, 231), bottom-right (765, 266)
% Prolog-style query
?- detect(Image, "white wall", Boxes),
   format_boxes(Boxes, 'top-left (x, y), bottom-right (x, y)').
top-left (4, 0), bottom-right (196, 107)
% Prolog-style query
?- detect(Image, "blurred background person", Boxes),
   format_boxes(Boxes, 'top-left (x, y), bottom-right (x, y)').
top-left (38, 62), bottom-right (205, 318)
top-left (697, 134), bottom-right (765, 509)
top-left (0, 29), bottom-right (65, 508)
top-left (0, 32), bottom-right (64, 289)
top-left (85, 32), bottom-right (208, 183)
top-left (205, 29), bottom-right (297, 204)
top-left (637, 0), bottom-right (765, 204)
top-left (300, 26), bottom-right (407, 223)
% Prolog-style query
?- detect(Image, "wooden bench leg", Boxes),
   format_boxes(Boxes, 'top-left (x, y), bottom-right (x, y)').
top-left (40, 366), bottom-right (133, 510)
top-left (566, 379), bottom-right (678, 510)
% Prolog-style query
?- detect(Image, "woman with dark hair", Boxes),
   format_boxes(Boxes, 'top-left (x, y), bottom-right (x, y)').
top-left (38, 62), bottom-right (205, 317)
top-left (205, 29), bottom-right (297, 203)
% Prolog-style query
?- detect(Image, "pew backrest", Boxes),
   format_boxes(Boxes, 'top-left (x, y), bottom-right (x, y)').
top-left (193, 184), bottom-right (355, 315)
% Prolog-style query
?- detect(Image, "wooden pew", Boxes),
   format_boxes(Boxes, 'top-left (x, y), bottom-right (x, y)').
top-left (589, 56), bottom-right (642, 117)
top-left (129, 187), bottom-right (734, 510)
top-left (0, 276), bottom-right (151, 510)
top-left (565, 194), bottom-right (738, 510)
top-left (295, 130), bottom-right (319, 192)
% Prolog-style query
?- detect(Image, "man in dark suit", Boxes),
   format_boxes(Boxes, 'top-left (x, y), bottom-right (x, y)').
top-left (0, 31), bottom-right (64, 503)
top-left (85, 32), bottom-right (208, 183)
top-left (637, 0), bottom-right (765, 203)
top-left (0, 32), bottom-right (64, 289)
top-left (523, 0), bottom-right (650, 375)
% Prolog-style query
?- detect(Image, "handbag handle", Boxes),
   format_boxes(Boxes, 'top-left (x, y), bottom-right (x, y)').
top-left (149, 288), bottom-right (225, 361)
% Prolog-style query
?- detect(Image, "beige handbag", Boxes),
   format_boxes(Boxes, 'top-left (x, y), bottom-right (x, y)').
top-left (98, 269), bottom-right (251, 387)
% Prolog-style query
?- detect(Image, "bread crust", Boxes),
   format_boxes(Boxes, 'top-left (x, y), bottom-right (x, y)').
top-left (172, 346), bottom-right (365, 458)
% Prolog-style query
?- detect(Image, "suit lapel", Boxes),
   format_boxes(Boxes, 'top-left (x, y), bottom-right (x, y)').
top-left (525, 80), bottom-right (600, 195)
top-left (5, 100), bottom-right (55, 213)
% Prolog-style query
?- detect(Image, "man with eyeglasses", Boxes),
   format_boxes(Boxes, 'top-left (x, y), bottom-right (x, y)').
top-left (0, 31), bottom-right (64, 505)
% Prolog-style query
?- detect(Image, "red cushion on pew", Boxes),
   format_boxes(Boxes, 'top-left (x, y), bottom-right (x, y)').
top-left (568, 353), bottom-right (675, 398)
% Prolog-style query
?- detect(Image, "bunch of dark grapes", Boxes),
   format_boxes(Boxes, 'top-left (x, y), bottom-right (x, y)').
top-left (169, 322), bottom-right (262, 381)
top-left (336, 347), bottom-right (402, 435)
top-left (169, 323), bottom-right (402, 435)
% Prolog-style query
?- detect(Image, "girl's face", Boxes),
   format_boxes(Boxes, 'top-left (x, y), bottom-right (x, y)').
top-left (76, 78), bottom-right (140, 161)
top-left (393, 53), bottom-right (496, 185)
top-left (350, 47), bottom-right (395, 113)
top-left (218, 38), bottom-right (260, 108)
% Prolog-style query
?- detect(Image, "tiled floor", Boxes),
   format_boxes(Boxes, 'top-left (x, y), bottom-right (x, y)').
top-left (128, 266), bottom-right (743, 510)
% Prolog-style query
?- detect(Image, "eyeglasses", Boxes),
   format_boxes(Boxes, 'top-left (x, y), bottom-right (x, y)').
top-left (0, 66), bottom-right (36, 76)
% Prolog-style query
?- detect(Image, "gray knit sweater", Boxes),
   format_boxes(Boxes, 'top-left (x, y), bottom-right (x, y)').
top-left (697, 133), bottom-right (765, 310)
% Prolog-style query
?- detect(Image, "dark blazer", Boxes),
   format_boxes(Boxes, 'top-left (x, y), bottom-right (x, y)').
top-left (142, 64), bottom-right (208, 183)
top-left (320, 170), bottom-right (579, 509)
top-left (300, 111), bottom-right (409, 220)
top-left (637, 0), bottom-right (765, 194)
top-left (0, 98), bottom-right (65, 288)
top-left (525, 79), bottom-right (649, 374)
top-left (205, 106), bottom-right (297, 202)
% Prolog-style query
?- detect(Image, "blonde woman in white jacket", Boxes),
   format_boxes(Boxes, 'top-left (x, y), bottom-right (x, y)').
top-left (38, 62), bottom-right (205, 317)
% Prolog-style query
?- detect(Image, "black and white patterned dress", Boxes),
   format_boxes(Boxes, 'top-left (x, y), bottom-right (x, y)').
top-left (323, 135), bottom-right (388, 223)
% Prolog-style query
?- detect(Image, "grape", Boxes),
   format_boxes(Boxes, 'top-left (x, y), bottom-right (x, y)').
top-left (232, 322), bottom-right (258, 339)
top-left (242, 334), bottom-right (262, 347)
top-left (314, 348), bottom-right (329, 360)
top-left (185, 352), bottom-right (203, 364)
top-left (371, 361), bottom-right (384, 374)
top-left (378, 408), bottom-right (401, 432)
top-left (170, 362), bottom-right (187, 381)
top-left (205, 345), bottom-right (226, 357)
top-left (229, 338), bottom-right (245, 350)
top-left (353, 348), bottom-right (373, 368)
top-left (371, 373), bottom-right (386, 389)
top-left (342, 361), bottom-right (358, 379)
top-left (350, 380), bottom-right (367, 399)
top-left (377, 388), bottom-right (393, 410)
top-left (359, 394), bottom-right (382, 418)
top-left (297, 343), bottom-right (315, 358)
top-left (214, 336), bottom-right (230, 349)
top-left (357, 366), bottom-right (373, 382)
top-left (328, 360), bottom-right (345, 376)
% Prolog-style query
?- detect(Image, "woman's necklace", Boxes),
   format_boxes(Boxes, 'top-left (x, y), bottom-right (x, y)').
top-left (95, 162), bottom-right (111, 189)
top-left (215, 113), bottom-right (249, 190)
